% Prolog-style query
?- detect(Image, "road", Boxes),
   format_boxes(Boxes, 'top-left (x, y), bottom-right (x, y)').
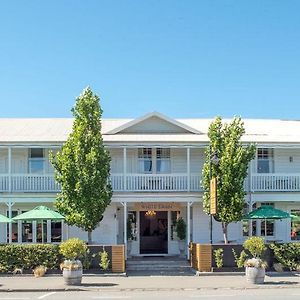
top-left (1, 288), bottom-right (300, 300)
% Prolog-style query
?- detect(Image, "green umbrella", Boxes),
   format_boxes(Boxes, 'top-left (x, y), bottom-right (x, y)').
top-left (242, 206), bottom-right (291, 237)
top-left (0, 214), bottom-right (13, 223)
top-left (13, 206), bottom-right (64, 243)
top-left (242, 206), bottom-right (291, 220)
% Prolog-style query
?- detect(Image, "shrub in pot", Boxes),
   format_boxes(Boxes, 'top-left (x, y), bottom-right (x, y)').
top-left (175, 218), bottom-right (186, 254)
top-left (243, 237), bottom-right (267, 284)
top-left (59, 238), bottom-right (87, 285)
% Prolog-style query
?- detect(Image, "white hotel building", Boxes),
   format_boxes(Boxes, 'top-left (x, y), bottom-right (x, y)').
top-left (0, 112), bottom-right (300, 257)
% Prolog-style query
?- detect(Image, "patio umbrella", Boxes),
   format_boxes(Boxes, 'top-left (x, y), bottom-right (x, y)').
top-left (0, 214), bottom-right (12, 223)
top-left (13, 206), bottom-right (64, 243)
top-left (242, 205), bottom-right (291, 237)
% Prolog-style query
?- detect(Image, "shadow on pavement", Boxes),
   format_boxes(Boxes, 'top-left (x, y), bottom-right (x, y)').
top-left (264, 281), bottom-right (299, 285)
top-left (127, 271), bottom-right (196, 277)
top-left (80, 283), bottom-right (118, 287)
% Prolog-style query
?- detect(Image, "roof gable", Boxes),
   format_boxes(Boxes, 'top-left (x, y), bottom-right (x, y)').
top-left (106, 112), bottom-right (201, 134)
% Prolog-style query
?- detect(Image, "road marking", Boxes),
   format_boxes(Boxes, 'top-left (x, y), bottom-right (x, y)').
top-left (190, 295), bottom-right (236, 298)
top-left (0, 298), bottom-right (30, 300)
top-left (92, 296), bottom-right (131, 299)
top-left (37, 292), bottom-right (57, 299)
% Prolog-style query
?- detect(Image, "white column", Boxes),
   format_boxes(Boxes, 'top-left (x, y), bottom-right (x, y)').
top-left (8, 147), bottom-right (12, 192)
top-left (61, 220), bottom-right (64, 241)
top-left (32, 221), bottom-right (37, 243)
top-left (187, 202), bottom-right (192, 259)
top-left (123, 148), bottom-right (127, 191)
top-left (7, 200), bottom-right (13, 243)
top-left (187, 148), bottom-right (190, 192)
top-left (123, 202), bottom-right (127, 259)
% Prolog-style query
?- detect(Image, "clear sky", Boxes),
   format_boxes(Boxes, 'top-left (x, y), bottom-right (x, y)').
top-left (0, 0), bottom-right (300, 119)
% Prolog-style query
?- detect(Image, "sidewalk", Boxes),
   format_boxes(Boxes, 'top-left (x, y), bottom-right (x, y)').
top-left (0, 273), bottom-right (300, 292)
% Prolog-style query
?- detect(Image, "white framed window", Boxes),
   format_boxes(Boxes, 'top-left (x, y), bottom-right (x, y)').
top-left (138, 148), bottom-right (152, 173)
top-left (29, 148), bottom-right (45, 174)
top-left (261, 202), bottom-right (275, 236)
top-left (257, 148), bottom-right (274, 173)
top-left (156, 148), bottom-right (171, 174)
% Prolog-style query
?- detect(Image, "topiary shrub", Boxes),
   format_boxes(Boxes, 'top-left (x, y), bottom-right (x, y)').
top-left (59, 238), bottom-right (87, 260)
top-left (175, 218), bottom-right (186, 240)
top-left (243, 237), bottom-right (266, 258)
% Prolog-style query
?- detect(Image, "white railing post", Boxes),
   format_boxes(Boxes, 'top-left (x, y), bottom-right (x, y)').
top-left (187, 148), bottom-right (190, 192)
top-left (123, 148), bottom-right (127, 191)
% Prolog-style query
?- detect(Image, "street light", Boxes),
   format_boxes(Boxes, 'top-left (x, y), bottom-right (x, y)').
top-left (209, 146), bottom-right (219, 244)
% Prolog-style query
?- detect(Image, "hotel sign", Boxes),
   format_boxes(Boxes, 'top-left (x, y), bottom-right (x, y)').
top-left (210, 177), bottom-right (217, 215)
top-left (134, 202), bottom-right (181, 211)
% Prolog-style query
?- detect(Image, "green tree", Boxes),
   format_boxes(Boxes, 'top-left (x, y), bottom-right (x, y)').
top-left (202, 117), bottom-right (256, 244)
top-left (51, 87), bottom-right (112, 244)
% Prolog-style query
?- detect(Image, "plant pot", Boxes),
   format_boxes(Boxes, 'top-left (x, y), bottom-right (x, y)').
top-left (245, 266), bottom-right (265, 284)
top-left (63, 268), bottom-right (83, 285)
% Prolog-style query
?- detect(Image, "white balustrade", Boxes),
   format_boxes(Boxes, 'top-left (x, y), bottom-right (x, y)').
top-left (0, 175), bottom-right (9, 191)
top-left (11, 174), bottom-right (60, 192)
top-left (251, 174), bottom-right (300, 192)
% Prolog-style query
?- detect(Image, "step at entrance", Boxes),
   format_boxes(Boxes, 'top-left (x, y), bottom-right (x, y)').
top-left (126, 257), bottom-right (194, 275)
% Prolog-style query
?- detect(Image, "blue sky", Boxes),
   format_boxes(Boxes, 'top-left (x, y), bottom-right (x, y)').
top-left (0, 0), bottom-right (299, 119)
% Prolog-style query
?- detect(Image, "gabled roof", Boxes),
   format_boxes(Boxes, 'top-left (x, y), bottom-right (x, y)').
top-left (106, 112), bottom-right (202, 135)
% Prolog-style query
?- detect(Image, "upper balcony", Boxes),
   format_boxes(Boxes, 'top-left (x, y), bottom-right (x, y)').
top-left (2, 173), bottom-right (300, 193)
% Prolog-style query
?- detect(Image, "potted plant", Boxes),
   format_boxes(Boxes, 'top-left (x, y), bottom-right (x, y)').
top-left (243, 237), bottom-right (267, 284)
top-left (175, 217), bottom-right (186, 254)
top-left (59, 238), bottom-right (87, 285)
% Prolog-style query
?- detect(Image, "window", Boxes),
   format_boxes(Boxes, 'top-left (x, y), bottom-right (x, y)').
top-left (261, 203), bottom-right (275, 236)
top-left (138, 148), bottom-right (152, 173)
top-left (51, 221), bottom-right (62, 242)
top-left (6, 211), bottom-right (18, 243)
top-left (257, 148), bottom-right (273, 173)
top-left (156, 148), bottom-right (171, 173)
top-left (291, 210), bottom-right (300, 241)
top-left (36, 221), bottom-right (47, 243)
top-left (29, 148), bottom-right (45, 174)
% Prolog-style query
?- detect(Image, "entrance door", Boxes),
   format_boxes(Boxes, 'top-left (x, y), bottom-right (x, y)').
top-left (140, 211), bottom-right (168, 254)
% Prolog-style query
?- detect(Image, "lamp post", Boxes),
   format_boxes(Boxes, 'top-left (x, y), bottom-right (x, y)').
top-left (209, 146), bottom-right (219, 244)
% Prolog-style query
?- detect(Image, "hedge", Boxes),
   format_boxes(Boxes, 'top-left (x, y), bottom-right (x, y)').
top-left (270, 242), bottom-right (300, 271)
top-left (0, 244), bottom-right (61, 272)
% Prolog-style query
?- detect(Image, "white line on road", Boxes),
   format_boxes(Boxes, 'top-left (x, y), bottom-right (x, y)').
top-left (37, 292), bottom-right (57, 299)
top-left (190, 295), bottom-right (236, 298)
top-left (91, 297), bottom-right (130, 299)
top-left (0, 298), bottom-right (30, 300)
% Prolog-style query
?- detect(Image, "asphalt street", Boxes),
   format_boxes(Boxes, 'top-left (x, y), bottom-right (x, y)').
top-left (1, 289), bottom-right (300, 300)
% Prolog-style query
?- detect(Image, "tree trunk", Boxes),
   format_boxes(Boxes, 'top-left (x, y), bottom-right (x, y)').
top-left (88, 231), bottom-right (92, 244)
top-left (222, 222), bottom-right (229, 244)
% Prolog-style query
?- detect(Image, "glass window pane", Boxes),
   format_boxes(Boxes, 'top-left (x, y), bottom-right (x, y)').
top-left (51, 221), bottom-right (62, 242)
top-left (22, 221), bottom-right (33, 242)
top-left (7, 211), bottom-right (18, 243)
top-left (29, 159), bottom-right (45, 173)
top-left (30, 148), bottom-right (44, 158)
top-left (36, 221), bottom-right (47, 243)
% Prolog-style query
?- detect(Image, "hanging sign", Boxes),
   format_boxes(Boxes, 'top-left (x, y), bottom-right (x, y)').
top-left (134, 202), bottom-right (181, 211)
top-left (210, 177), bottom-right (217, 215)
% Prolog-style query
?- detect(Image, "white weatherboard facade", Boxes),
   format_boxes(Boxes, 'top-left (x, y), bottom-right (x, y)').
top-left (1, 112), bottom-right (300, 258)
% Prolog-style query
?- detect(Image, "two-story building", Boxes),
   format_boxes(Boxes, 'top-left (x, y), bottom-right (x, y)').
top-left (0, 112), bottom-right (300, 258)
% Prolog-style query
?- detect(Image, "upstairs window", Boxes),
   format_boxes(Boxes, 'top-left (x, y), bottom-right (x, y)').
top-left (257, 148), bottom-right (274, 173)
top-left (138, 148), bottom-right (152, 173)
top-left (29, 148), bottom-right (45, 174)
top-left (156, 148), bottom-right (171, 173)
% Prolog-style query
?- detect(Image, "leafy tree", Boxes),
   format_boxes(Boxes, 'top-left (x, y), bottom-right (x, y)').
top-left (51, 87), bottom-right (112, 244)
top-left (202, 117), bottom-right (256, 244)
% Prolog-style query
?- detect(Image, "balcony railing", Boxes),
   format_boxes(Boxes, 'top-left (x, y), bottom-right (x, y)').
top-left (111, 174), bottom-right (202, 192)
top-left (0, 173), bottom-right (202, 192)
top-left (2, 173), bottom-right (300, 193)
top-left (251, 174), bottom-right (300, 192)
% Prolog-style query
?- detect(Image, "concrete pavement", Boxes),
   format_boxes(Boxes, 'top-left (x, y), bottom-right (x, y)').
top-left (0, 273), bottom-right (300, 292)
